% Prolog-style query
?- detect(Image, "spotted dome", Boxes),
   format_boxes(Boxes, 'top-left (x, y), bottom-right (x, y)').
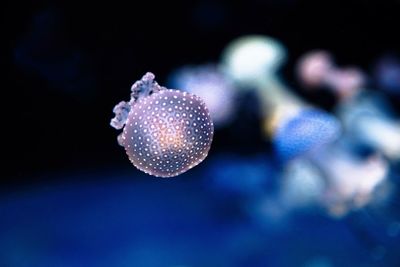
top-left (121, 90), bottom-right (213, 177)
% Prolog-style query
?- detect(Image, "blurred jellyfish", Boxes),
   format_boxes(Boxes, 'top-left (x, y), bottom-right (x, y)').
top-left (168, 65), bottom-right (237, 128)
top-left (297, 50), bottom-right (365, 99)
top-left (272, 109), bottom-right (389, 217)
top-left (221, 35), bottom-right (308, 137)
top-left (110, 73), bottom-right (214, 178)
top-left (337, 92), bottom-right (400, 161)
top-left (318, 151), bottom-right (389, 217)
top-left (297, 51), bottom-right (400, 160)
top-left (374, 55), bottom-right (400, 94)
top-left (273, 109), bottom-right (341, 162)
top-left (221, 35), bottom-right (287, 86)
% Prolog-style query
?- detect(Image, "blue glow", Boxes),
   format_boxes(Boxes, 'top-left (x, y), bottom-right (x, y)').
top-left (273, 109), bottom-right (341, 161)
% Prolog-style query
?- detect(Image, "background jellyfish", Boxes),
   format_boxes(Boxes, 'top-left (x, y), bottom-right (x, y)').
top-left (221, 35), bottom-right (309, 139)
top-left (337, 93), bottom-right (400, 161)
top-left (168, 64), bottom-right (237, 128)
top-left (221, 35), bottom-right (287, 86)
top-left (273, 109), bottom-right (389, 217)
top-left (297, 50), bottom-right (400, 160)
top-left (296, 50), bottom-right (365, 99)
top-left (110, 73), bottom-right (214, 178)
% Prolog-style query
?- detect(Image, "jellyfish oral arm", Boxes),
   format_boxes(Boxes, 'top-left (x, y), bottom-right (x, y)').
top-left (129, 72), bottom-right (164, 103)
top-left (110, 101), bottom-right (131, 130)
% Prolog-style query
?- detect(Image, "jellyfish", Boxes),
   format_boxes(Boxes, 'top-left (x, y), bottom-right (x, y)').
top-left (221, 35), bottom-right (307, 137)
top-left (337, 94), bottom-right (400, 161)
top-left (221, 35), bottom-right (287, 86)
top-left (296, 50), bottom-right (365, 99)
top-left (297, 51), bottom-right (400, 160)
top-left (273, 109), bottom-right (389, 217)
top-left (110, 72), bottom-right (214, 178)
top-left (273, 109), bottom-right (341, 162)
top-left (168, 64), bottom-right (237, 128)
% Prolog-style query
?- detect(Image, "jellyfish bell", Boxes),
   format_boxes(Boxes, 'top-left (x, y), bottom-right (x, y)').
top-left (273, 109), bottom-right (342, 162)
top-left (110, 72), bottom-right (214, 178)
top-left (221, 35), bottom-right (287, 86)
top-left (297, 50), bottom-right (366, 99)
top-left (221, 35), bottom-right (309, 140)
top-left (297, 50), bottom-right (334, 88)
top-left (168, 65), bottom-right (237, 128)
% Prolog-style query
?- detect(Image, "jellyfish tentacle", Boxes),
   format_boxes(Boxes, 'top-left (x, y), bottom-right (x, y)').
top-left (129, 72), bottom-right (165, 104)
top-left (110, 101), bottom-right (131, 130)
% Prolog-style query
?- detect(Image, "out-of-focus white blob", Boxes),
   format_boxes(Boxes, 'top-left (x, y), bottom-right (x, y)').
top-left (357, 118), bottom-right (400, 159)
top-left (297, 50), bottom-right (366, 99)
top-left (221, 35), bottom-right (286, 86)
top-left (168, 65), bottom-right (237, 128)
top-left (338, 94), bottom-right (400, 160)
top-left (280, 158), bottom-right (325, 208)
top-left (374, 55), bottom-right (400, 94)
top-left (221, 35), bottom-right (309, 137)
top-left (315, 150), bottom-right (389, 217)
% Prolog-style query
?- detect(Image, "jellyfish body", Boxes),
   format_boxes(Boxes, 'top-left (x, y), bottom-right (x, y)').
top-left (221, 35), bottom-right (287, 86)
top-left (221, 35), bottom-right (308, 139)
top-left (297, 50), bottom-right (365, 99)
top-left (111, 73), bottom-right (214, 177)
top-left (273, 109), bottom-right (342, 162)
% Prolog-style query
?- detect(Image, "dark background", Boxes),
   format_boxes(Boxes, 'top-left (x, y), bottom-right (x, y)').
top-left (4, 0), bottom-right (400, 183)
